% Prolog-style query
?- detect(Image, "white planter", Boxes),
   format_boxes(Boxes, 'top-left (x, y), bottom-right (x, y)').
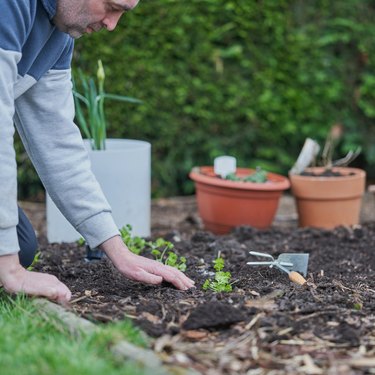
top-left (47, 139), bottom-right (151, 243)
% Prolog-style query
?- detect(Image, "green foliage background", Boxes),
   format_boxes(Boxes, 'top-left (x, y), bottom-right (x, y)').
top-left (17, 0), bottom-right (375, 199)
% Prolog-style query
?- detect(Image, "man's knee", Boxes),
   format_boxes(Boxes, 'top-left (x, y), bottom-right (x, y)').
top-left (17, 206), bottom-right (38, 268)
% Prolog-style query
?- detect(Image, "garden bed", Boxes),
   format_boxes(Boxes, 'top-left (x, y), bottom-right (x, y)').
top-left (33, 199), bottom-right (375, 374)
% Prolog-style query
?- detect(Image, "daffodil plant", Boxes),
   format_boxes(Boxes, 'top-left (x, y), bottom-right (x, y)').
top-left (73, 60), bottom-right (142, 150)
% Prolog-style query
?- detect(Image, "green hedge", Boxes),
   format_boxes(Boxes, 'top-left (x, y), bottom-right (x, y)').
top-left (17, 0), bottom-right (375, 199)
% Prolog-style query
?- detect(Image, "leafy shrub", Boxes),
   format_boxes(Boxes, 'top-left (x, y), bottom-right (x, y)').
top-left (17, 0), bottom-right (375, 199)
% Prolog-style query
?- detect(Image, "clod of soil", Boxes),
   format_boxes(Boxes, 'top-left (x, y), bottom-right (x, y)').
top-left (300, 168), bottom-right (354, 177)
top-left (182, 301), bottom-right (246, 330)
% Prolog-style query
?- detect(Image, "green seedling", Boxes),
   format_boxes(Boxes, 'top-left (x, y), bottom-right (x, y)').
top-left (148, 238), bottom-right (187, 272)
top-left (119, 224), bottom-right (146, 255)
top-left (27, 251), bottom-right (41, 271)
top-left (165, 252), bottom-right (187, 272)
top-left (203, 255), bottom-right (233, 292)
top-left (225, 172), bottom-right (241, 181)
top-left (119, 225), bottom-right (187, 271)
top-left (353, 302), bottom-right (363, 311)
top-left (243, 167), bottom-right (267, 183)
top-left (225, 166), bottom-right (267, 183)
top-left (77, 237), bottom-right (86, 246)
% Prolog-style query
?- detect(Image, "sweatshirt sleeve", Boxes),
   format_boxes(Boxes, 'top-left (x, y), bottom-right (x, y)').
top-left (14, 68), bottom-right (120, 249)
top-left (0, 1), bottom-right (33, 255)
top-left (0, 49), bottom-right (22, 255)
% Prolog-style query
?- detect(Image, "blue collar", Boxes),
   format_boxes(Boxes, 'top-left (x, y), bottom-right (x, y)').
top-left (40, 0), bottom-right (57, 20)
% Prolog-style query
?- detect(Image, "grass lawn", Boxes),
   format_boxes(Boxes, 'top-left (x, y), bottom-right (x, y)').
top-left (0, 292), bottom-right (151, 375)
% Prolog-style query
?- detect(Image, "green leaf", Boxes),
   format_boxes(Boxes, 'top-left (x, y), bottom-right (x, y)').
top-left (202, 280), bottom-right (210, 290)
top-left (72, 61), bottom-right (141, 150)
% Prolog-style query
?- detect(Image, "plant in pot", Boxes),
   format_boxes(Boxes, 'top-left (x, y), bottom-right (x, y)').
top-left (46, 60), bottom-right (151, 243)
top-left (189, 156), bottom-right (290, 234)
top-left (289, 124), bottom-right (365, 229)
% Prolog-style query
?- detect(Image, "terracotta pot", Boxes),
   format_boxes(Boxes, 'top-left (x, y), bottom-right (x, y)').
top-left (189, 166), bottom-right (290, 234)
top-left (289, 167), bottom-right (366, 229)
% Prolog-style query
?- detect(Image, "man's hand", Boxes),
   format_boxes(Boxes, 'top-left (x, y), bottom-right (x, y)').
top-left (0, 254), bottom-right (71, 304)
top-left (101, 235), bottom-right (195, 290)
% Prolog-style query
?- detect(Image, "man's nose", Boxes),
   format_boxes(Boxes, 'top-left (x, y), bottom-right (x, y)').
top-left (103, 12), bottom-right (123, 31)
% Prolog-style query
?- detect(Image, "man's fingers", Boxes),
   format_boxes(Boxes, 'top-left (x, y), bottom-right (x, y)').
top-left (106, 243), bottom-right (196, 290)
top-left (27, 284), bottom-right (71, 303)
top-left (149, 263), bottom-right (195, 290)
top-left (164, 272), bottom-right (195, 290)
top-left (18, 272), bottom-right (72, 304)
top-left (140, 257), bottom-right (195, 286)
top-left (52, 288), bottom-right (72, 304)
top-left (130, 265), bottom-right (193, 290)
top-left (133, 269), bottom-right (163, 285)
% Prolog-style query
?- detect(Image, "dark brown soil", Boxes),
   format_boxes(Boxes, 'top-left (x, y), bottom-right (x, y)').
top-left (301, 169), bottom-right (354, 177)
top-left (34, 215), bottom-right (375, 374)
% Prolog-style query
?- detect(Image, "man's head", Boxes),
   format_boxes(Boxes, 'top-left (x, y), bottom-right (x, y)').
top-left (53, 0), bottom-right (140, 39)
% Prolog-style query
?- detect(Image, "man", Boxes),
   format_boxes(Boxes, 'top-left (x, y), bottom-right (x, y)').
top-left (0, 0), bottom-right (195, 304)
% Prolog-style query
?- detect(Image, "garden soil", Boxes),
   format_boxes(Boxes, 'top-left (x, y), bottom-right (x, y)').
top-left (24, 194), bottom-right (375, 374)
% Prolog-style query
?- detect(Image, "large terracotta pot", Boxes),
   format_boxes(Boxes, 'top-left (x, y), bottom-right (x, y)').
top-left (189, 166), bottom-right (290, 234)
top-left (289, 167), bottom-right (366, 229)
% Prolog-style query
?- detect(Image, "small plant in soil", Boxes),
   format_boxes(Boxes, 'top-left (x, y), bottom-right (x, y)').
top-left (203, 254), bottom-right (233, 292)
top-left (292, 124), bottom-right (361, 176)
top-left (119, 225), bottom-right (187, 271)
top-left (27, 251), bottom-right (41, 271)
top-left (225, 166), bottom-right (268, 183)
top-left (77, 237), bottom-right (86, 246)
top-left (148, 238), bottom-right (187, 272)
top-left (119, 225), bottom-right (147, 255)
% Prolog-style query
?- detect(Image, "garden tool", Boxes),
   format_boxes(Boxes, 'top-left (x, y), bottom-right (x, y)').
top-left (247, 251), bottom-right (309, 285)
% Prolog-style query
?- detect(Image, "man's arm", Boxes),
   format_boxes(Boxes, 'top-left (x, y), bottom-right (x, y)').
top-left (0, 48), bottom-right (20, 256)
top-left (0, 0), bottom-right (72, 303)
top-left (15, 68), bottom-right (121, 249)
top-left (14, 69), bottom-right (194, 291)
top-left (0, 0), bottom-right (31, 257)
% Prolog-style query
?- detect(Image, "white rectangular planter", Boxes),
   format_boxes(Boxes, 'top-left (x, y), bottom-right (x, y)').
top-left (47, 139), bottom-right (151, 243)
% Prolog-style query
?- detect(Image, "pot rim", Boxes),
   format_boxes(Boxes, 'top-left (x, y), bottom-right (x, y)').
top-left (189, 166), bottom-right (290, 191)
top-left (289, 167), bottom-right (366, 181)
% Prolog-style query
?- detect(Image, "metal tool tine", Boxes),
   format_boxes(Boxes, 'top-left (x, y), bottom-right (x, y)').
top-left (247, 261), bottom-right (274, 266)
top-left (249, 251), bottom-right (275, 261)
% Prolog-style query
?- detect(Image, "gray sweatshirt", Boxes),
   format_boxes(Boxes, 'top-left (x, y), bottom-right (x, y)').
top-left (0, 0), bottom-right (119, 256)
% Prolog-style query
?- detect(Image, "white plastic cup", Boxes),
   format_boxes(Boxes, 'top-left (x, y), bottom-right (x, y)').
top-left (214, 156), bottom-right (237, 178)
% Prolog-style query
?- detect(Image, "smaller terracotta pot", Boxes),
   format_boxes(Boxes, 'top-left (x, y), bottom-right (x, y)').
top-left (189, 166), bottom-right (290, 234)
top-left (289, 167), bottom-right (366, 229)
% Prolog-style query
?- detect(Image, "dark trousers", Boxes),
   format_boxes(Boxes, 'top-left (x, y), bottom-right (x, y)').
top-left (17, 206), bottom-right (38, 268)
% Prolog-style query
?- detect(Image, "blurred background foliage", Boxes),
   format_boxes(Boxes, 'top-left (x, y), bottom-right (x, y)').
top-left (17, 0), bottom-right (375, 199)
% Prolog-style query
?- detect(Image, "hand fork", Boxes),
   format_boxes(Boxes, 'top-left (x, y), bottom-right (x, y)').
top-left (247, 251), bottom-right (308, 285)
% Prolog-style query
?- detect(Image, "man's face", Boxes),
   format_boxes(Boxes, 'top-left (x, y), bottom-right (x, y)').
top-left (53, 0), bottom-right (140, 39)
